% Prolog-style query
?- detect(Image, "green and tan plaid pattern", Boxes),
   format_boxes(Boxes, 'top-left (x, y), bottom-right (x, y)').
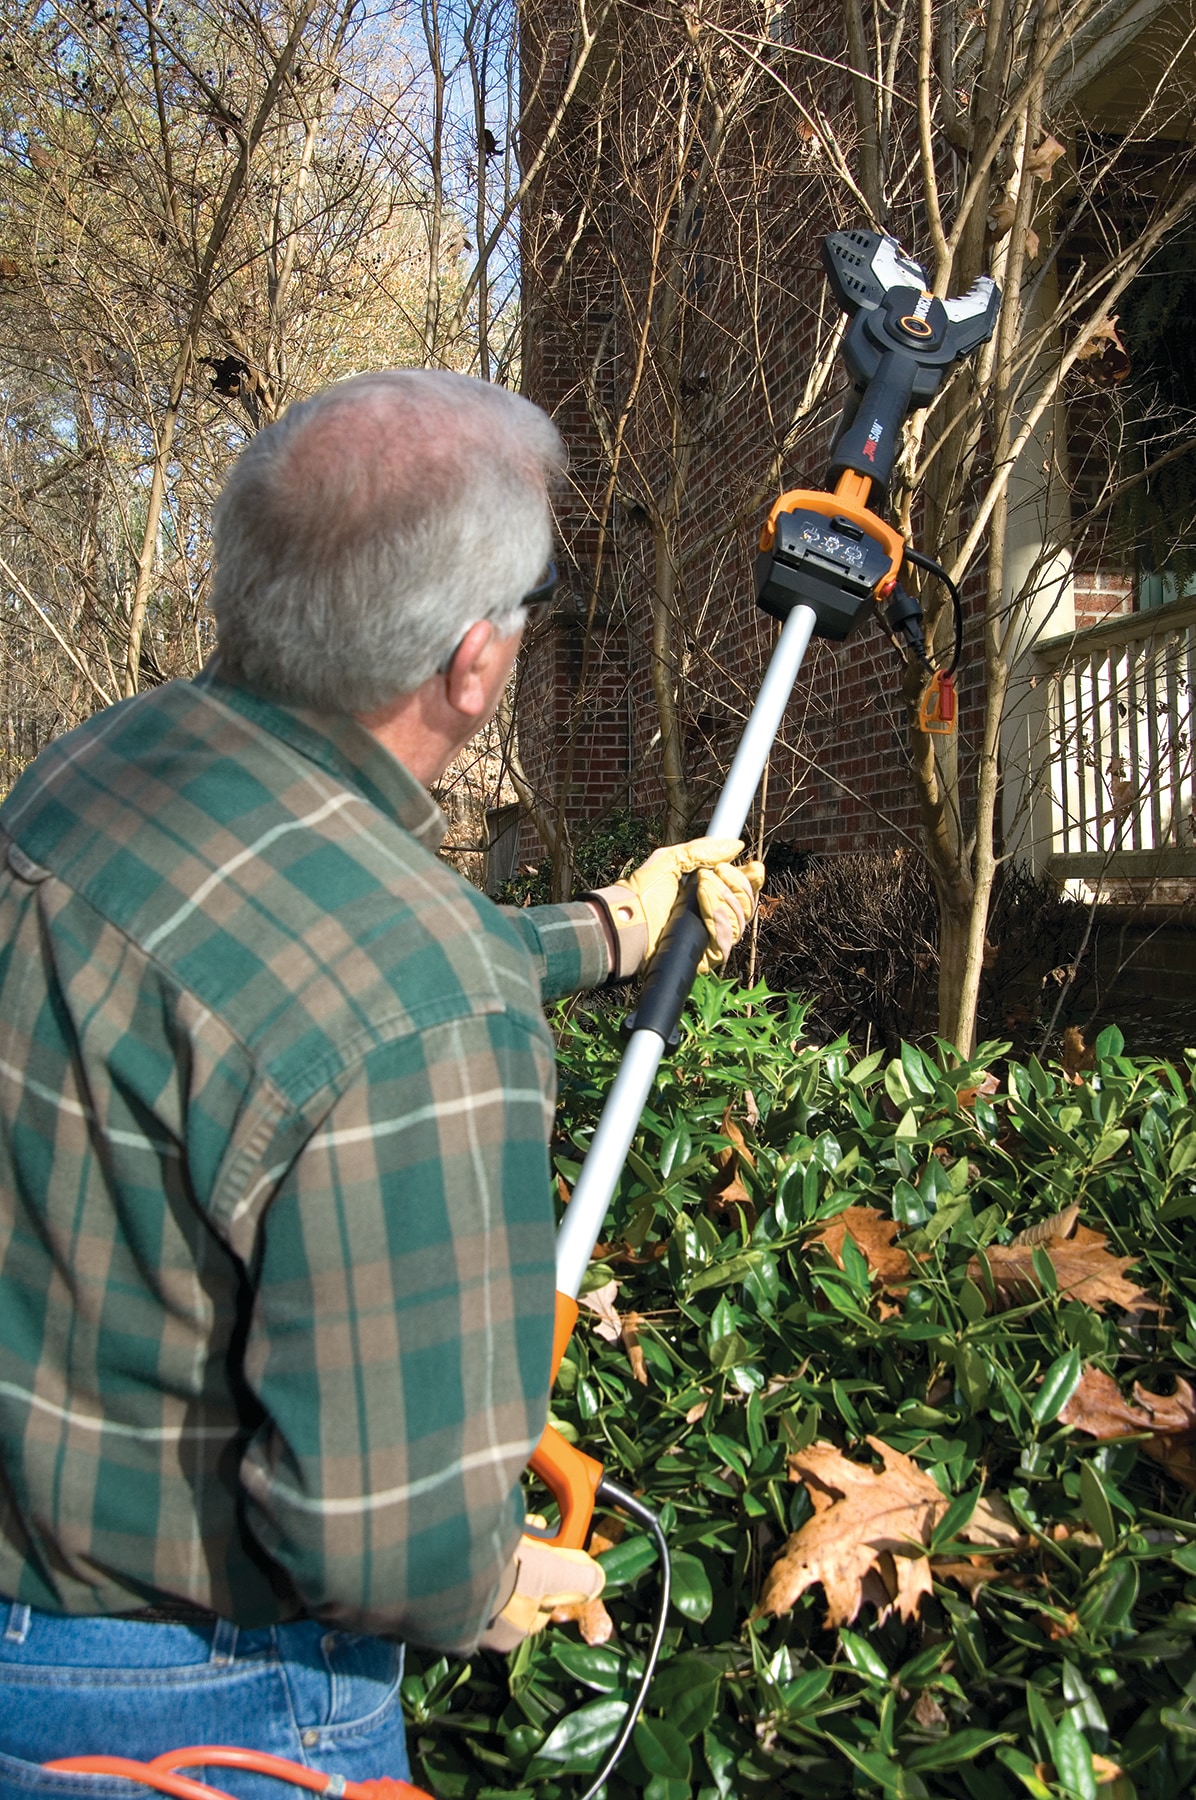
top-left (0, 668), bottom-right (609, 1650)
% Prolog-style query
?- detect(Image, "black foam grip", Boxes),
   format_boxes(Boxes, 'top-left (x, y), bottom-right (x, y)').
top-left (625, 895), bottom-right (709, 1044)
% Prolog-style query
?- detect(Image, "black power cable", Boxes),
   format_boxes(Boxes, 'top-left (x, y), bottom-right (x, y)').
top-left (903, 545), bottom-right (963, 675)
top-left (576, 1478), bottom-right (672, 1800)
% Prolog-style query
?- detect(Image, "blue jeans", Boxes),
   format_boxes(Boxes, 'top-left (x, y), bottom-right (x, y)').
top-left (0, 1603), bottom-right (411, 1800)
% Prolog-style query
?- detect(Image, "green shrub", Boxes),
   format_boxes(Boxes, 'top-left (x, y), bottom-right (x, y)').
top-left (496, 810), bottom-right (659, 908)
top-left (406, 979), bottom-right (1196, 1800)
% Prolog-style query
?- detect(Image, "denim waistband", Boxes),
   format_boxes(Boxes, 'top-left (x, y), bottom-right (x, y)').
top-left (0, 1600), bottom-right (250, 1668)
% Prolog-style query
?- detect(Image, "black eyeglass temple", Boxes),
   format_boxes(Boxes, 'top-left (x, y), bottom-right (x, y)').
top-left (521, 560), bottom-right (558, 610)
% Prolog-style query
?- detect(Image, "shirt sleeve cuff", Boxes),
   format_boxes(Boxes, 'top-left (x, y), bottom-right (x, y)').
top-left (499, 899), bottom-right (614, 997)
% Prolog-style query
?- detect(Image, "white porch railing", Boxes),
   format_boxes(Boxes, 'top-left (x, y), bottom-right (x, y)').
top-left (1034, 595), bottom-right (1196, 883)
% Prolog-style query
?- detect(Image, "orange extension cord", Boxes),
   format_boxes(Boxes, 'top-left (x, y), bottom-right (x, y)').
top-left (46, 1746), bottom-right (433, 1800)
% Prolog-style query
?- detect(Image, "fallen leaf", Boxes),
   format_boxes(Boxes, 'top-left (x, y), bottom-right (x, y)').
top-left (1025, 226), bottom-right (1040, 260)
top-left (913, 1689), bottom-right (947, 1728)
top-left (589, 1517), bottom-right (626, 1556)
top-left (809, 1206), bottom-right (916, 1289)
top-left (968, 1223), bottom-right (1151, 1313)
top-left (1066, 1375), bottom-right (1196, 1490)
top-left (718, 1104), bottom-right (755, 1164)
top-left (754, 1438), bottom-right (1023, 1629)
top-left (1026, 133), bottom-right (1066, 181)
top-left (622, 1310), bottom-right (649, 1385)
top-left (1011, 1203), bottom-right (1081, 1247)
top-left (1142, 1436), bottom-right (1196, 1490)
top-left (967, 1494), bottom-right (1023, 1546)
top-left (1060, 1368), bottom-right (1196, 1486)
top-left (1061, 1368), bottom-right (1196, 1434)
top-left (1062, 1025), bottom-right (1094, 1080)
top-left (1093, 1754), bottom-right (1124, 1786)
top-left (592, 1239), bottom-right (670, 1267)
top-left (579, 1278), bottom-right (622, 1343)
top-left (685, 1395), bottom-right (710, 1423)
top-left (958, 1071), bottom-right (1000, 1110)
top-left (933, 1558), bottom-right (1004, 1599)
top-left (706, 1103), bottom-right (757, 1225)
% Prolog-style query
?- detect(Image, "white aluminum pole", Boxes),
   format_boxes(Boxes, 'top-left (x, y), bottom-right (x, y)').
top-left (555, 603), bottom-right (819, 1300)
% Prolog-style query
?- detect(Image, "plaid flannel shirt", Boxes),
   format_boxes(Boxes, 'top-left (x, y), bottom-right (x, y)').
top-left (0, 667), bottom-right (609, 1650)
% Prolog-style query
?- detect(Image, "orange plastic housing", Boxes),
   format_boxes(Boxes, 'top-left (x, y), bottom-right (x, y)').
top-left (527, 1289), bottom-right (605, 1550)
top-left (758, 469), bottom-right (906, 598)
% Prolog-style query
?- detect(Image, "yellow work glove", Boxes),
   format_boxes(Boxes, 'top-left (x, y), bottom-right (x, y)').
top-left (478, 1534), bottom-right (606, 1653)
top-left (588, 838), bottom-right (766, 979)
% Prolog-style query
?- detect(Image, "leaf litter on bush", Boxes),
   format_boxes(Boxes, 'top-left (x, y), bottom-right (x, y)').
top-left (1061, 1367), bottom-right (1196, 1488)
top-left (755, 1437), bottom-right (1023, 1628)
top-left (967, 1219), bottom-right (1153, 1313)
top-left (807, 1203), bottom-right (922, 1290)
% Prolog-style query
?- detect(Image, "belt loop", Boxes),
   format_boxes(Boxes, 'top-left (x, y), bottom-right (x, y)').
top-left (210, 1616), bottom-right (238, 1666)
top-left (4, 1604), bottom-right (32, 1644)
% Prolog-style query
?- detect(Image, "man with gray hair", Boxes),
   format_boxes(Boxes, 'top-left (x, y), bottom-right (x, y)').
top-left (0, 370), bottom-right (761, 1795)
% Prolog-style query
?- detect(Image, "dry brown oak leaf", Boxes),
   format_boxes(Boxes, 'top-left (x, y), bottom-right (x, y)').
top-left (755, 1437), bottom-right (1021, 1629)
top-left (1061, 1368), bottom-right (1196, 1490)
top-left (809, 1206), bottom-right (921, 1290)
top-left (705, 1102), bottom-right (757, 1226)
top-left (967, 1222), bottom-right (1151, 1313)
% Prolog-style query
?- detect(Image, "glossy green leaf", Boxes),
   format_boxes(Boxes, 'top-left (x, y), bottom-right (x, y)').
top-left (839, 1627), bottom-right (889, 1683)
top-left (905, 1728), bottom-right (1011, 1770)
top-left (1053, 1709), bottom-right (1098, 1800)
top-left (1078, 1557), bottom-right (1140, 1634)
top-left (1031, 1347), bottom-right (1082, 1423)
top-left (532, 1697), bottom-right (628, 1769)
top-left (669, 1549), bottom-right (713, 1621)
top-left (648, 1654), bottom-right (721, 1737)
top-left (596, 1535), bottom-right (658, 1586)
top-left (633, 1714), bottom-right (691, 1781)
top-left (551, 1642), bottom-right (628, 1692)
top-left (1079, 1460), bottom-right (1117, 1552)
top-left (958, 1276), bottom-right (988, 1323)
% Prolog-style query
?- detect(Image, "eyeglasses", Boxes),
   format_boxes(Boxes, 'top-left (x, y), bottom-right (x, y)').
top-left (436, 562), bottom-right (559, 675)
top-left (520, 559), bottom-right (558, 627)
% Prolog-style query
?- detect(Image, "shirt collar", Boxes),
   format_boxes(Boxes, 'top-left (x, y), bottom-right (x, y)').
top-left (194, 661), bottom-right (448, 851)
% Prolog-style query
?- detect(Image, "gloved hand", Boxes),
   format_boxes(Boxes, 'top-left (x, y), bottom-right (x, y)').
top-left (588, 838), bottom-right (766, 979)
top-left (479, 1534), bottom-right (606, 1653)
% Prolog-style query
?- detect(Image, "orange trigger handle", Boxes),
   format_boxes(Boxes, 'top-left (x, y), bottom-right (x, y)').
top-left (527, 1290), bottom-right (605, 1550)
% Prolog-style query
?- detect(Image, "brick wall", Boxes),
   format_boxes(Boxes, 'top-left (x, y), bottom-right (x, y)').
top-left (514, 0), bottom-right (1094, 871)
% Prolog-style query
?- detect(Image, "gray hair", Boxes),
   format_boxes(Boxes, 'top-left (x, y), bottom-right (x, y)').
top-left (209, 369), bottom-right (566, 712)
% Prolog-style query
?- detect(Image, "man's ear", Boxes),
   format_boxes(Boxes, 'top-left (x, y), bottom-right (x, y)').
top-left (445, 619), bottom-right (500, 723)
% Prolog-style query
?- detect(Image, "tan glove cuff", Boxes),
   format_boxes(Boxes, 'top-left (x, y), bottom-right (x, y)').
top-left (584, 885), bottom-right (650, 980)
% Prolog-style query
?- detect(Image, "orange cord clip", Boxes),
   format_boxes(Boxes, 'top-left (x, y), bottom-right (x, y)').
top-left (917, 670), bottom-right (956, 734)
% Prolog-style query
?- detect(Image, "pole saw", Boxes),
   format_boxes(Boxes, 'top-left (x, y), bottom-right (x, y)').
top-left (46, 228), bottom-right (998, 1800)
top-left (529, 225), bottom-right (999, 1551)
